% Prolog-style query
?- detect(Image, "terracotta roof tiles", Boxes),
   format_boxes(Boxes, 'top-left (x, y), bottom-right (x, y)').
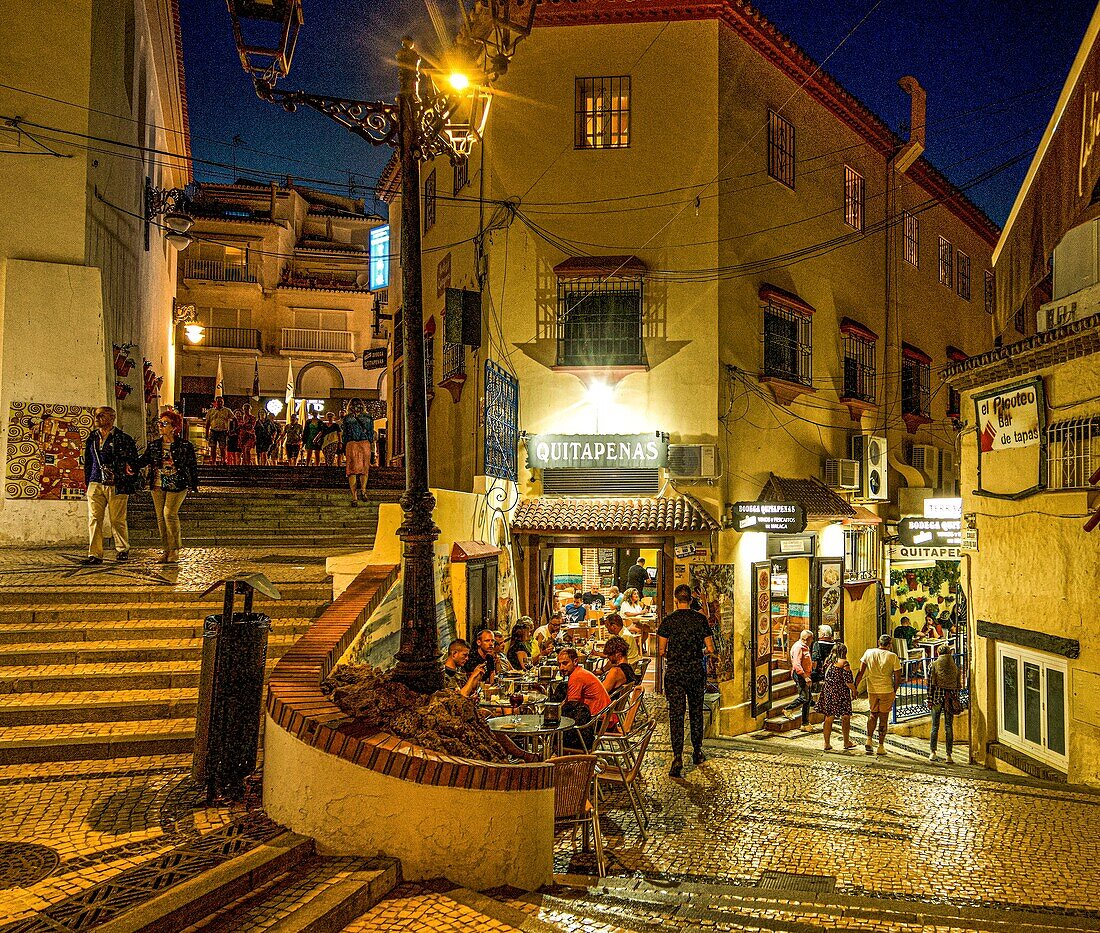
top-left (512, 496), bottom-right (719, 533)
top-left (759, 475), bottom-right (856, 521)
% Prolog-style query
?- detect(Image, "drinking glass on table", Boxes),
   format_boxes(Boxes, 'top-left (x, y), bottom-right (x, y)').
top-left (510, 690), bottom-right (524, 724)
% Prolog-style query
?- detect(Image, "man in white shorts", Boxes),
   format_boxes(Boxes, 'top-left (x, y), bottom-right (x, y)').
top-left (853, 633), bottom-right (902, 756)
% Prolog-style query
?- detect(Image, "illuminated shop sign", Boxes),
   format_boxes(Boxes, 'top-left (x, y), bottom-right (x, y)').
top-left (525, 433), bottom-right (667, 470)
top-left (897, 517), bottom-right (962, 548)
top-left (733, 501), bottom-right (807, 534)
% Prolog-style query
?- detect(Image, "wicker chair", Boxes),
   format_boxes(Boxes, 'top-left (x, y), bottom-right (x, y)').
top-left (551, 754), bottom-right (605, 876)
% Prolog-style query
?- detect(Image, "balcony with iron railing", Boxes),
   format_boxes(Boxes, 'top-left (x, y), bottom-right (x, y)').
top-left (279, 265), bottom-right (368, 292)
top-left (180, 258), bottom-right (259, 283)
top-left (280, 327), bottom-right (354, 356)
top-left (194, 326), bottom-right (262, 352)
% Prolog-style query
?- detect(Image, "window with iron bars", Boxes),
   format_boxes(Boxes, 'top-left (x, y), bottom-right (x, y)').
top-left (984, 270), bottom-right (995, 315)
top-left (957, 250), bottom-right (971, 300)
top-left (767, 110), bottom-right (795, 188)
top-left (901, 351), bottom-right (931, 416)
top-left (442, 340), bottom-right (465, 382)
top-left (1046, 418), bottom-right (1100, 489)
top-left (938, 236), bottom-right (953, 287)
top-left (844, 165), bottom-right (864, 231)
top-left (842, 332), bottom-right (876, 403)
top-left (423, 169), bottom-right (436, 232)
top-left (575, 76), bottom-right (630, 149)
top-left (763, 301), bottom-right (812, 386)
top-left (844, 526), bottom-right (880, 582)
top-left (556, 276), bottom-right (643, 366)
top-left (391, 358), bottom-right (405, 460)
top-left (903, 211), bottom-right (919, 265)
top-left (453, 155), bottom-right (468, 195)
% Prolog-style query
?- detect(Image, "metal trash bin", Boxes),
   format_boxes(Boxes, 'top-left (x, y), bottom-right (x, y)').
top-left (192, 575), bottom-right (279, 801)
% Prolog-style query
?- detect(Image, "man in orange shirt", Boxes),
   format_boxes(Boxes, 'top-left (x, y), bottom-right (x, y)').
top-left (558, 648), bottom-right (612, 750)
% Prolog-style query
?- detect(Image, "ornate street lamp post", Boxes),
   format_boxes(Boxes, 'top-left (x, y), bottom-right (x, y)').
top-left (226, 1), bottom-right (531, 694)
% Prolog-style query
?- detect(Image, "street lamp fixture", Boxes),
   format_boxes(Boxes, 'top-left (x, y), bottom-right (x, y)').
top-left (227, 0), bottom-right (303, 84)
top-left (173, 303), bottom-right (205, 345)
top-left (227, 1), bottom-right (534, 694)
top-left (145, 178), bottom-right (194, 251)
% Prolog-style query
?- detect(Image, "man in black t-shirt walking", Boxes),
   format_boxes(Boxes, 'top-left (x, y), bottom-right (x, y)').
top-left (657, 583), bottom-right (716, 778)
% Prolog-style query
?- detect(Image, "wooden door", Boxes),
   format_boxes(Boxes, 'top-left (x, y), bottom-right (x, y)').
top-left (467, 562), bottom-right (486, 640)
top-left (750, 561), bottom-right (773, 717)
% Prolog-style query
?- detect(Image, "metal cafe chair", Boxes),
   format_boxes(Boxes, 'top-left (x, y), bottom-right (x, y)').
top-left (594, 718), bottom-right (656, 840)
top-left (550, 754), bottom-right (606, 877)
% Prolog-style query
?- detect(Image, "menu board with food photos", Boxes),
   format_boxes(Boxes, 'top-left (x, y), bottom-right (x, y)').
top-left (816, 558), bottom-right (844, 639)
top-left (751, 562), bottom-right (772, 716)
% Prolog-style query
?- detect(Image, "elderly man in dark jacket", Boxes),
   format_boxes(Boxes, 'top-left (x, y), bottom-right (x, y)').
top-left (82, 406), bottom-right (140, 564)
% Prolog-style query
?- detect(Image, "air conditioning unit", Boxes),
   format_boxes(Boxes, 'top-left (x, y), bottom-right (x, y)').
top-left (824, 458), bottom-right (860, 490)
top-left (667, 444), bottom-right (719, 480)
top-left (850, 434), bottom-right (888, 500)
top-left (938, 448), bottom-right (957, 496)
top-left (909, 444), bottom-right (940, 487)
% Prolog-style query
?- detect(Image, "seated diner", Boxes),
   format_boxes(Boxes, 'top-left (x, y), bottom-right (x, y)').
top-left (507, 618), bottom-right (534, 669)
top-left (563, 591), bottom-right (587, 623)
top-left (604, 613), bottom-right (641, 665)
top-left (443, 640), bottom-right (485, 697)
top-left (601, 635), bottom-right (639, 697)
top-left (533, 613), bottom-right (563, 658)
top-left (582, 585), bottom-right (605, 609)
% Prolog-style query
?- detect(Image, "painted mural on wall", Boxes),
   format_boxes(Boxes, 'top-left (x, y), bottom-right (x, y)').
top-left (5, 402), bottom-right (95, 501)
top-left (689, 563), bottom-right (736, 682)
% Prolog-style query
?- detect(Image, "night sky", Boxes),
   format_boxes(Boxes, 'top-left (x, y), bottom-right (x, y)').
top-left (178, 0), bottom-right (1097, 226)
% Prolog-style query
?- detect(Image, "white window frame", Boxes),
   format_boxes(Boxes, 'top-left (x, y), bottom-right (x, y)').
top-left (844, 165), bottom-right (864, 231)
top-left (996, 643), bottom-right (1069, 769)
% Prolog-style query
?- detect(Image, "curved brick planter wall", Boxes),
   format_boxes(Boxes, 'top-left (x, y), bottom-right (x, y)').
top-left (263, 564), bottom-right (555, 891)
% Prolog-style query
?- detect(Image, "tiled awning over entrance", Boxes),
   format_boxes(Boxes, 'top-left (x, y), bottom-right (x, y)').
top-left (758, 475), bottom-right (856, 522)
top-left (512, 496), bottom-right (719, 534)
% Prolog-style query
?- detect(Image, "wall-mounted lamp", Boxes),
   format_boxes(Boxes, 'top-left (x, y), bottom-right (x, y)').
top-left (173, 303), bottom-right (205, 344)
top-left (145, 178), bottom-right (194, 251)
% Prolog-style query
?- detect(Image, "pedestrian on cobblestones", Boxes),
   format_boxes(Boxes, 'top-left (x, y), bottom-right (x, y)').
top-left (137, 409), bottom-right (199, 564)
top-left (816, 642), bottom-right (857, 752)
top-left (927, 643), bottom-right (962, 763)
top-left (82, 406), bottom-right (140, 565)
top-left (658, 584), bottom-right (716, 778)
top-left (854, 634), bottom-right (902, 756)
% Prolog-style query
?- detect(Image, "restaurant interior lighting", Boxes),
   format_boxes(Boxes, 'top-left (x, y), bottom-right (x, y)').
top-left (266, 399), bottom-right (284, 416)
top-left (587, 381), bottom-right (614, 406)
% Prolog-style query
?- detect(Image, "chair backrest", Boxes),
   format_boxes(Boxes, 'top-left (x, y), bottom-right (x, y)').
top-left (621, 720), bottom-right (656, 781)
top-left (550, 754), bottom-right (597, 821)
top-left (636, 657), bottom-right (652, 681)
top-left (641, 596), bottom-right (653, 607)
top-left (617, 685), bottom-right (645, 734)
top-left (586, 608), bottom-right (602, 620)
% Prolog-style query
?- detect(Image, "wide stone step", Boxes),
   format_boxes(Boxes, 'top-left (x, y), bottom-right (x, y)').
top-left (0, 633), bottom-right (300, 667)
top-left (0, 598), bottom-right (328, 624)
top-left (0, 716), bottom-right (198, 763)
top-left (0, 687), bottom-right (197, 725)
top-left (0, 657), bottom-right (281, 693)
top-left (0, 617), bottom-right (315, 645)
top-left (0, 584), bottom-right (329, 607)
top-left (192, 856), bottom-right (399, 933)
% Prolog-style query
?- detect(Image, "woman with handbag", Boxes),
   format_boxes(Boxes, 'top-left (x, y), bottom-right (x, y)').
top-left (138, 410), bottom-right (199, 564)
top-left (927, 643), bottom-right (963, 763)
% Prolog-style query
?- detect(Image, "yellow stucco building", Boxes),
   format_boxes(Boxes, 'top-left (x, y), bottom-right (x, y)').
top-left (0, 0), bottom-right (189, 543)
top-left (384, 0), bottom-right (1010, 734)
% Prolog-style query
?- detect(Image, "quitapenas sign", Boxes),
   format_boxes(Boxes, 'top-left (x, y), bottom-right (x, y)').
top-left (732, 501), bottom-right (807, 534)
top-left (897, 517), bottom-right (962, 548)
top-left (525, 433), bottom-right (667, 470)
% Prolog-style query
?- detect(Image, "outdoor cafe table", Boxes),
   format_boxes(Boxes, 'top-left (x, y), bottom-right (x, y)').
top-left (486, 714), bottom-right (576, 760)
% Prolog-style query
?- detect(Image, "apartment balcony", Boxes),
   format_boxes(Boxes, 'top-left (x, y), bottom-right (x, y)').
top-left (180, 258), bottom-right (259, 284)
top-left (184, 326), bottom-right (261, 355)
top-left (279, 266), bottom-right (368, 292)
top-left (280, 327), bottom-right (355, 359)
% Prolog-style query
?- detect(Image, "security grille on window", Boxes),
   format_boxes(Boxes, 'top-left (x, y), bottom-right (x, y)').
top-left (423, 169), bottom-right (436, 232)
top-left (938, 236), bottom-right (953, 286)
top-left (901, 345), bottom-right (931, 417)
top-left (843, 526), bottom-right (879, 582)
top-left (575, 76), bottom-right (630, 149)
top-left (957, 250), bottom-right (971, 300)
top-left (841, 328), bottom-right (876, 402)
top-left (946, 348), bottom-right (967, 418)
top-left (391, 358), bottom-right (405, 459)
top-left (984, 270), bottom-right (995, 315)
top-left (1015, 307), bottom-right (1028, 335)
top-left (903, 211), bottom-right (919, 265)
top-left (556, 277), bottom-right (643, 366)
top-left (844, 166), bottom-right (864, 231)
top-left (1046, 417), bottom-right (1100, 489)
top-left (763, 300), bottom-right (812, 386)
top-left (453, 155), bottom-right (468, 195)
top-left (767, 110), bottom-right (795, 188)
top-left (442, 340), bottom-right (465, 382)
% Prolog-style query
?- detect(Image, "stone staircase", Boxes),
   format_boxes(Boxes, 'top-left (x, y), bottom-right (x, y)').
top-left (334, 875), bottom-right (1100, 933)
top-left (128, 488), bottom-right (392, 548)
top-left (198, 464), bottom-right (404, 490)
top-left (0, 579), bottom-right (333, 764)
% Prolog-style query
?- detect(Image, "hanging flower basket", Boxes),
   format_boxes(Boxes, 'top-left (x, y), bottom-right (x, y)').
top-left (114, 381), bottom-right (132, 400)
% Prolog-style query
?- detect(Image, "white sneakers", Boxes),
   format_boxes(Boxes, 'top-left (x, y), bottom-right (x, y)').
top-left (929, 752), bottom-right (940, 762)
